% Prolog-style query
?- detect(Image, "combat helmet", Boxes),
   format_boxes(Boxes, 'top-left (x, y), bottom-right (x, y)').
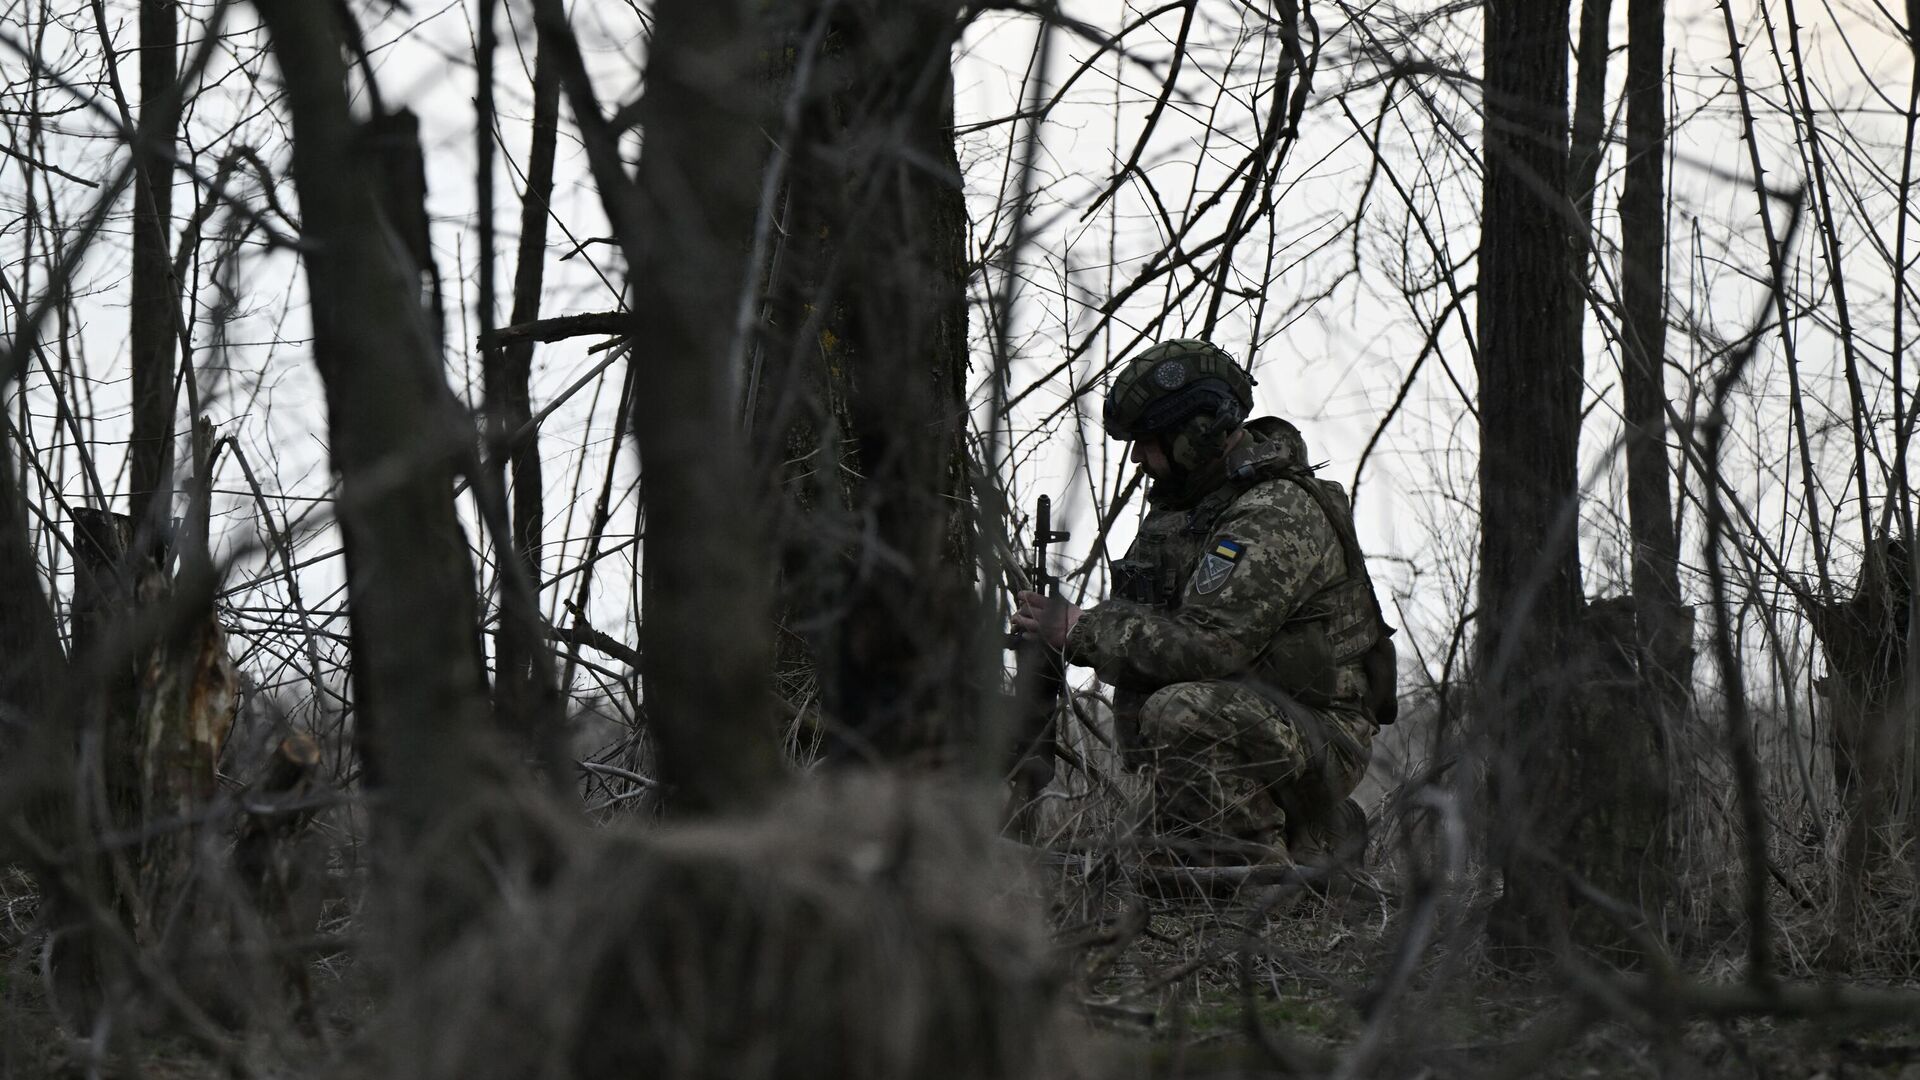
top-left (1103, 338), bottom-right (1255, 470)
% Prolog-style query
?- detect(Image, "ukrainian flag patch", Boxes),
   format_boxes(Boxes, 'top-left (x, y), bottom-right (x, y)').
top-left (1193, 537), bottom-right (1247, 595)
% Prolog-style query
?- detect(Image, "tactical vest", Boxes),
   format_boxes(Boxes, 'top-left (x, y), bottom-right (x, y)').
top-left (1111, 418), bottom-right (1398, 724)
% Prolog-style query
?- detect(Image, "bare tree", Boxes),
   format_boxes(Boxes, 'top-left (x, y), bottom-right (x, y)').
top-left (751, 0), bottom-right (977, 766)
top-left (250, 0), bottom-right (500, 918)
top-left (1477, 0), bottom-right (1669, 952)
top-left (0, 423), bottom-right (66, 846)
top-left (483, 32), bottom-right (564, 775)
top-left (1620, 0), bottom-right (1689, 712)
top-left (126, 0), bottom-right (177, 541)
top-left (535, 0), bottom-right (785, 812)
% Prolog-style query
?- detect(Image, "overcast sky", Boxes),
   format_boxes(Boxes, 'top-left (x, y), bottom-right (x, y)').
top-left (4, 0), bottom-right (1915, 715)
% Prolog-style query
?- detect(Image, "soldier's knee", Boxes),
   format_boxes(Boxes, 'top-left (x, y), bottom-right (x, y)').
top-left (1138, 681), bottom-right (1222, 742)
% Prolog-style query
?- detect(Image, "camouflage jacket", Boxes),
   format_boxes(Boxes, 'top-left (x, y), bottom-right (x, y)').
top-left (1065, 417), bottom-right (1379, 716)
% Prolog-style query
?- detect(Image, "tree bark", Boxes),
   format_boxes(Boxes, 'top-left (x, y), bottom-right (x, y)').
top-left (483, 38), bottom-right (565, 776)
top-left (504, 46), bottom-right (558, 627)
top-left (1620, 0), bottom-right (1690, 711)
top-left (1479, 0), bottom-right (1583, 718)
top-left (128, 0), bottom-right (178, 539)
top-left (1567, 0), bottom-right (1611, 285)
top-left (627, 0), bottom-right (787, 811)
top-left (0, 425), bottom-right (100, 1025)
top-left (1810, 540), bottom-right (1913, 961)
top-left (534, 0), bottom-right (786, 812)
top-left (754, 0), bottom-right (976, 766)
top-left (252, 0), bottom-right (496, 866)
top-left (1478, 0), bottom-right (1669, 953)
top-left (95, 0), bottom-right (199, 950)
top-left (0, 427), bottom-right (65, 828)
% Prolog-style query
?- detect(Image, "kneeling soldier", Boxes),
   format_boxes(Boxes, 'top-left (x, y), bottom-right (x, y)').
top-left (1013, 339), bottom-right (1395, 871)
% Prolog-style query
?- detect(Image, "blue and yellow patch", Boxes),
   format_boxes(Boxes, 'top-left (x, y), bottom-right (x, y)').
top-left (1192, 537), bottom-right (1248, 595)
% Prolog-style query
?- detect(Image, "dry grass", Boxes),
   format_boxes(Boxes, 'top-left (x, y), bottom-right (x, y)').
top-left (1016, 688), bottom-right (1920, 1077)
top-left (347, 771), bottom-right (1076, 1080)
top-left (4, 693), bottom-right (1920, 1079)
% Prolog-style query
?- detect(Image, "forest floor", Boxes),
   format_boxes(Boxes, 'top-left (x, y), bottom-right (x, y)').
top-left (6, 842), bottom-right (1920, 1077)
top-left (1066, 874), bottom-right (1920, 1079)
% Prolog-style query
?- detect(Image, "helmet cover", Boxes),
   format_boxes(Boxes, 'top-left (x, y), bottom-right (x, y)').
top-left (1102, 339), bottom-right (1255, 469)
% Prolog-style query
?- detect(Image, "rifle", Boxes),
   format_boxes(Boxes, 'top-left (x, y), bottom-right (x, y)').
top-left (1008, 496), bottom-right (1070, 833)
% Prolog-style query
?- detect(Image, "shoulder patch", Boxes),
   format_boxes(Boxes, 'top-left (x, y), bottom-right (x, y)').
top-left (1191, 538), bottom-right (1247, 595)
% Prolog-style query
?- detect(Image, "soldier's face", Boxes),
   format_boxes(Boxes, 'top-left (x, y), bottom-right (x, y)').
top-left (1130, 435), bottom-right (1173, 480)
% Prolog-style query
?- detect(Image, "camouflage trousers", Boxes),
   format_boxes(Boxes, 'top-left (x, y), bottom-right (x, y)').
top-left (1136, 680), bottom-right (1372, 856)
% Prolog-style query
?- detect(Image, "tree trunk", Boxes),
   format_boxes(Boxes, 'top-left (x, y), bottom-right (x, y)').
top-left (1478, 0), bottom-right (1669, 953)
top-left (1810, 539), bottom-right (1913, 961)
top-left (0, 428), bottom-right (65, 828)
top-left (1479, 0), bottom-right (1583, 719)
top-left (533, 0), bottom-right (787, 812)
top-left (67, 502), bottom-right (233, 929)
top-left (484, 39), bottom-right (565, 777)
top-left (252, 0), bottom-right (497, 894)
top-left (505, 51), bottom-right (557, 589)
top-left (0, 426), bottom-right (100, 1024)
top-left (754, 0), bottom-right (976, 766)
top-left (128, 0), bottom-right (178, 540)
top-left (105, 0), bottom-right (202, 961)
top-left (1567, 0), bottom-right (1611, 288)
top-left (624, 0), bottom-right (787, 812)
top-left (1620, 0), bottom-right (1690, 714)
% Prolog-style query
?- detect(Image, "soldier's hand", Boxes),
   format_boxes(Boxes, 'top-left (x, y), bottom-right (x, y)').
top-left (1012, 589), bottom-right (1081, 651)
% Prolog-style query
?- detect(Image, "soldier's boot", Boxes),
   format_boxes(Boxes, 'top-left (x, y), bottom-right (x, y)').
top-left (1285, 796), bottom-right (1368, 884)
top-left (1139, 742), bottom-right (1297, 900)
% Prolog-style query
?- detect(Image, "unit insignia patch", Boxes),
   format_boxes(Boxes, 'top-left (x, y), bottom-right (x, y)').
top-left (1192, 538), bottom-right (1246, 595)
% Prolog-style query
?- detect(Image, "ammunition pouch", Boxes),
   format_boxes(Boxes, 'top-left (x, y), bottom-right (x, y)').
top-left (1112, 558), bottom-right (1162, 605)
top-left (1251, 619), bottom-right (1340, 706)
top-left (1248, 574), bottom-right (1397, 723)
top-left (1360, 632), bottom-right (1399, 725)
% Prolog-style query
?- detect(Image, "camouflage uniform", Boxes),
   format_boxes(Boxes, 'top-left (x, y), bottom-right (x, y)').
top-left (1065, 417), bottom-right (1379, 857)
